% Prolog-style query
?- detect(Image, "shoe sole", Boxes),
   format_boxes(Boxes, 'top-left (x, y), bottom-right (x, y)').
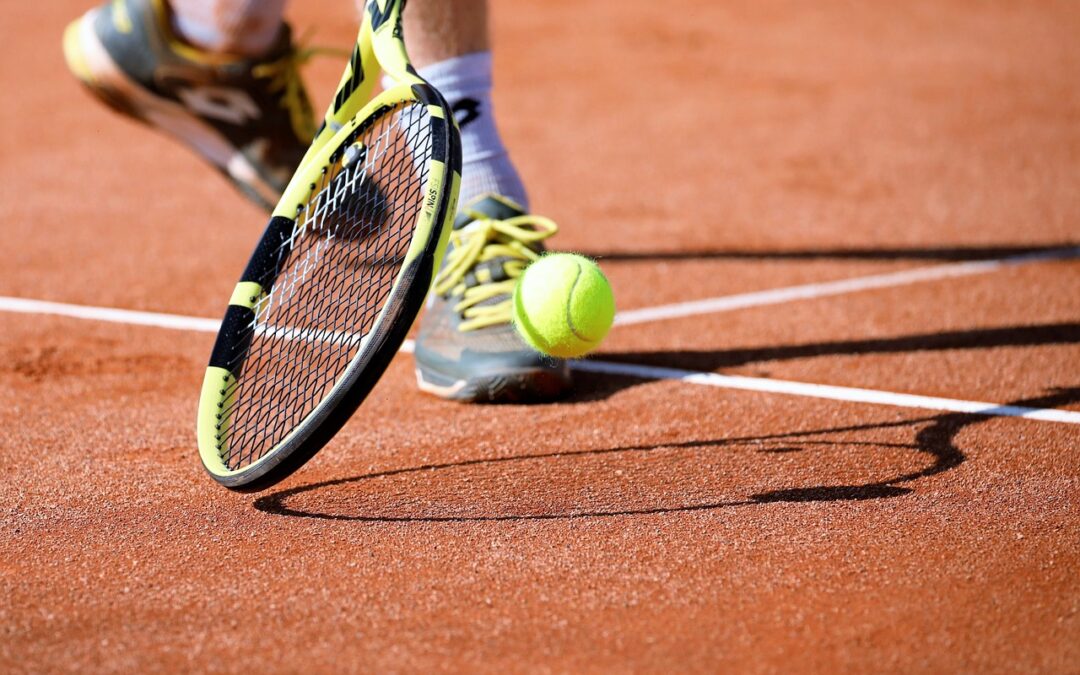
top-left (63, 13), bottom-right (281, 210)
top-left (415, 365), bottom-right (572, 404)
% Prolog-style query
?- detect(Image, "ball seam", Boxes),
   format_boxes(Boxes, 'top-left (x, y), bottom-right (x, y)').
top-left (564, 259), bottom-right (594, 344)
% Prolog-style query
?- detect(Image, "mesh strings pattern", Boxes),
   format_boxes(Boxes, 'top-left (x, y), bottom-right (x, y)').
top-left (218, 100), bottom-right (433, 470)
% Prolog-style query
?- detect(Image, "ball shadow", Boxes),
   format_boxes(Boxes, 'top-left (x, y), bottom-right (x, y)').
top-left (563, 322), bottom-right (1080, 403)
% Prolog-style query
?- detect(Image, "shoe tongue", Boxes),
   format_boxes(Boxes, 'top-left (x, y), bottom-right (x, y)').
top-left (453, 195), bottom-right (525, 230)
top-left (259, 24), bottom-right (294, 61)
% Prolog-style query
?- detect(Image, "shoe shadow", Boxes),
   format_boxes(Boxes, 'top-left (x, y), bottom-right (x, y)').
top-left (252, 388), bottom-right (1080, 522)
top-left (566, 322), bottom-right (1080, 403)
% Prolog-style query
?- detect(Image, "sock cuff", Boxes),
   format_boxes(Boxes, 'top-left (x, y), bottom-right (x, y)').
top-left (379, 51), bottom-right (527, 210)
top-left (418, 51), bottom-right (492, 89)
top-left (385, 51), bottom-right (493, 94)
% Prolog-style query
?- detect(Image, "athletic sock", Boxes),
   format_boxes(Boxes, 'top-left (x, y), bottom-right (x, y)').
top-left (168, 0), bottom-right (288, 57)
top-left (413, 52), bottom-right (529, 211)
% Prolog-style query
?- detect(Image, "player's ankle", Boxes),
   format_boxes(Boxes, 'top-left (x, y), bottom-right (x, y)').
top-left (457, 157), bottom-right (528, 211)
top-left (168, 1), bottom-right (285, 58)
top-left (414, 51), bottom-right (530, 211)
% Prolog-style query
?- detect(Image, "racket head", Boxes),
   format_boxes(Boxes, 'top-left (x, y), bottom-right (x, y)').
top-left (197, 83), bottom-right (460, 491)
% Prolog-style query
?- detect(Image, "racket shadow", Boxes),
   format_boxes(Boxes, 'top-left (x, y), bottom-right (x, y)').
top-left (251, 388), bottom-right (1076, 522)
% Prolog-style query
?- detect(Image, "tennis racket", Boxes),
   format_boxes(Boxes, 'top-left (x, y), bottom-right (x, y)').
top-left (196, 0), bottom-right (461, 491)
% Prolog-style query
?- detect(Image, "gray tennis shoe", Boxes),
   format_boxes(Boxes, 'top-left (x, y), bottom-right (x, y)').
top-left (63, 0), bottom-right (314, 211)
top-left (413, 195), bottom-right (572, 403)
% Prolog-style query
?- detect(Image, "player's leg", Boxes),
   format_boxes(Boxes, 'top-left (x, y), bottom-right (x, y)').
top-left (403, 0), bottom-right (526, 210)
top-left (62, 0), bottom-right (314, 211)
top-left (403, 0), bottom-right (573, 403)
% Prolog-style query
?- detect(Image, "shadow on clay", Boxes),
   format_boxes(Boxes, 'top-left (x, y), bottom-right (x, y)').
top-left (578, 242), bottom-right (1078, 263)
top-left (566, 322), bottom-right (1080, 403)
top-left (252, 388), bottom-right (1080, 522)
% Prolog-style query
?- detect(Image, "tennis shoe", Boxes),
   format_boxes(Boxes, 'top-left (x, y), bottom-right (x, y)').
top-left (63, 0), bottom-right (315, 211)
top-left (413, 195), bottom-right (573, 403)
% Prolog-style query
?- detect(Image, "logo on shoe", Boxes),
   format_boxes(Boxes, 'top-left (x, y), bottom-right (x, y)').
top-left (177, 86), bottom-right (261, 125)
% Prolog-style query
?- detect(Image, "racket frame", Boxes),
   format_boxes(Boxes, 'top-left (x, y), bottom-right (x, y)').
top-left (196, 0), bottom-right (460, 491)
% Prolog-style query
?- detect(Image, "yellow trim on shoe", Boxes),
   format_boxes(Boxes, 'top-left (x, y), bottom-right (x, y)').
top-left (62, 18), bottom-right (95, 83)
top-left (434, 214), bottom-right (558, 332)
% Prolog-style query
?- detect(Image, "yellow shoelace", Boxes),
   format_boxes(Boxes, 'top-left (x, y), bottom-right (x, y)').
top-left (434, 214), bottom-right (559, 332)
top-left (252, 36), bottom-right (346, 143)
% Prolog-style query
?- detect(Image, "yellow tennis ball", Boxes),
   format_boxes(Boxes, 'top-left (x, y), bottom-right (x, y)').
top-left (512, 253), bottom-right (616, 358)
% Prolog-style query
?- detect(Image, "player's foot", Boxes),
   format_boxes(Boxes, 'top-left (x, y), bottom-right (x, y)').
top-left (62, 0), bottom-right (314, 211)
top-left (414, 195), bottom-right (573, 403)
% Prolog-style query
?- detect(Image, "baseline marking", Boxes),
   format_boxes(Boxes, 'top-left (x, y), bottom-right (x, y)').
top-left (0, 296), bottom-right (220, 332)
top-left (2, 245), bottom-right (1077, 425)
top-left (614, 246), bottom-right (1080, 326)
top-left (1, 296), bottom-right (1078, 424)
top-left (572, 360), bottom-right (1080, 424)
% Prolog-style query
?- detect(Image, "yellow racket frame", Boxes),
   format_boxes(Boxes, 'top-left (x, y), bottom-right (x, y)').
top-left (196, 0), bottom-right (460, 489)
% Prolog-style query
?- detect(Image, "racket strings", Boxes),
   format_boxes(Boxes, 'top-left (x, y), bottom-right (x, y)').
top-left (218, 100), bottom-right (434, 470)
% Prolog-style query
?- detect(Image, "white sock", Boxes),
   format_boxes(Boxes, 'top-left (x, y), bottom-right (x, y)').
top-left (414, 52), bottom-right (529, 211)
top-left (168, 0), bottom-right (287, 57)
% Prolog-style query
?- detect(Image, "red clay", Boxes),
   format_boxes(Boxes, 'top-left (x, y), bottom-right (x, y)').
top-left (3, 0), bottom-right (1079, 672)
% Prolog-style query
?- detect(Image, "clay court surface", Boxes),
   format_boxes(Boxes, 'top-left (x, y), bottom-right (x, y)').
top-left (3, 0), bottom-right (1080, 671)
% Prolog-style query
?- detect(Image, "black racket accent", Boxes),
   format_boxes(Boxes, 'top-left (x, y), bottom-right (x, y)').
top-left (449, 136), bottom-right (461, 175)
top-left (429, 116), bottom-right (447, 164)
top-left (241, 216), bottom-right (297, 287)
top-left (410, 83), bottom-right (439, 106)
top-left (208, 305), bottom-right (256, 371)
top-left (447, 113), bottom-right (462, 175)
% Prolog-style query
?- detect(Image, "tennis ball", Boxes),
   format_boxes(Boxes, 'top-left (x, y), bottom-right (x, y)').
top-left (512, 253), bottom-right (615, 358)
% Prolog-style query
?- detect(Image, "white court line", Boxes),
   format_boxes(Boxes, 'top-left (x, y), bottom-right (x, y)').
top-left (572, 360), bottom-right (1080, 424)
top-left (614, 246), bottom-right (1080, 326)
top-left (1, 295), bottom-right (1078, 424)
top-left (0, 296), bottom-right (221, 332)
top-left (1, 246), bottom-right (1077, 424)
top-left (2, 294), bottom-right (1076, 423)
